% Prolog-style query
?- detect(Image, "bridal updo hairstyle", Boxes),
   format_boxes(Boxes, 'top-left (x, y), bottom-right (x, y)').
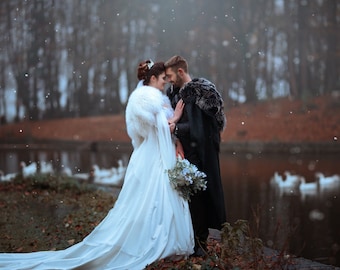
top-left (137, 60), bottom-right (165, 85)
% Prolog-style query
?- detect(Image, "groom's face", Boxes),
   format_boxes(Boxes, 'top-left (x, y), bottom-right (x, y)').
top-left (166, 67), bottom-right (183, 88)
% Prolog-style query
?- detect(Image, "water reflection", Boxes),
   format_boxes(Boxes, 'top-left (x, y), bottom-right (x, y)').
top-left (0, 148), bottom-right (339, 265)
top-left (0, 149), bottom-right (131, 175)
top-left (220, 152), bottom-right (340, 265)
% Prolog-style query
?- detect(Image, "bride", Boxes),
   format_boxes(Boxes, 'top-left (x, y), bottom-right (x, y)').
top-left (0, 60), bottom-right (194, 270)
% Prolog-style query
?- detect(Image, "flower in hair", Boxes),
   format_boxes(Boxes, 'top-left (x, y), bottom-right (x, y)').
top-left (147, 59), bottom-right (154, 70)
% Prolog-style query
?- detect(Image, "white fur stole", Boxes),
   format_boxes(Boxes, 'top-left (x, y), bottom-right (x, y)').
top-left (125, 86), bottom-right (173, 149)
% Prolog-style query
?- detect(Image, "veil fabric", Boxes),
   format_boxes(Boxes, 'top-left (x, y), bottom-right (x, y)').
top-left (136, 80), bottom-right (144, 89)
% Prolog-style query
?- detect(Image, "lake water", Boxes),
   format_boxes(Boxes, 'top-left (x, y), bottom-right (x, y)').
top-left (0, 145), bottom-right (339, 266)
top-left (220, 151), bottom-right (340, 266)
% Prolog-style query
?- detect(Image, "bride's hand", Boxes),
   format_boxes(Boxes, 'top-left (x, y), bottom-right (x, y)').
top-left (172, 99), bottom-right (185, 123)
top-left (175, 140), bottom-right (185, 159)
top-left (169, 122), bottom-right (176, 134)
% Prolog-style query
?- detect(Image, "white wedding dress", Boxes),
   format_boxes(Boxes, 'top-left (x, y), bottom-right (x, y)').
top-left (0, 85), bottom-right (194, 270)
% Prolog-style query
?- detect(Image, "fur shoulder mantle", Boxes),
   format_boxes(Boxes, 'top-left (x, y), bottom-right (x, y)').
top-left (180, 77), bottom-right (226, 131)
top-left (125, 86), bottom-right (164, 148)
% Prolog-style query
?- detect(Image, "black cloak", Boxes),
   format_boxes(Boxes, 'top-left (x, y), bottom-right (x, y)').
top-left (167, 78), bottom-right (227, 239)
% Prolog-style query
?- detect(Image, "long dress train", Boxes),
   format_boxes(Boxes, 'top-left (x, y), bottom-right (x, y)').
top-left (0, 85), bottom-right (194, 270)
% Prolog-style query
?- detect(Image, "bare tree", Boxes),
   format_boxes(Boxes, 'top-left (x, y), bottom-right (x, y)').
top-left (5, 1), bottom-right (33, 121)
top-left (0, 2), bottom-right (8, 123)
top-left (0, 0), bottom-right (339, 122)
top-left (324, 0), bottom-right (339, 93)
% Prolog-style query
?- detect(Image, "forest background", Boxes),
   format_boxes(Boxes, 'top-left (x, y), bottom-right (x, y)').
top-left (0, 0), bottom-right (339, 125)
top-left (0, 2), bottom-right (340, 267)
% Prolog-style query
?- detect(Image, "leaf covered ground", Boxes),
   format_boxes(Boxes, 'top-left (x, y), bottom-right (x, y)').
top-left (0, 175), bottom-right (115, 253)
top-left (0, 175), bottom-right (299, 269)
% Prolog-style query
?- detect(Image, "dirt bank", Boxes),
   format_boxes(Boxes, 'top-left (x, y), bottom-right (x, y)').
top-left (0, 95), bottom-right (339, 144)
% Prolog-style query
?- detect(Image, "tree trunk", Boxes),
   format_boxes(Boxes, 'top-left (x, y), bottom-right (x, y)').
top-left (324, 0), bottom-right (338, 93)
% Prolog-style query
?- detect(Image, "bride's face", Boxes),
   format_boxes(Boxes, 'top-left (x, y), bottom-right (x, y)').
top-left (151, 72), bottom-right (168, 91)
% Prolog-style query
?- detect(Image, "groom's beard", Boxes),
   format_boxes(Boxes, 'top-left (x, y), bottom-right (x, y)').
top-left (174, 76), bottom-right (185, 89)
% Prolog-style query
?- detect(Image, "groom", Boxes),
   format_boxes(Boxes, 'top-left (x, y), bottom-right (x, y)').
top-left (165, 55), bottom-right (226, 256)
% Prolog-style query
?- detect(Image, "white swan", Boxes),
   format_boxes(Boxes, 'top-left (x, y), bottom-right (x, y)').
top-left (20, 161), bottom-right (37, 178)
top-left (270, 171), bottom-right (283, 186)
top-left (299, 176), bottom-right (318, 201)
top-left (117, 159), bottom-right (125, 175)
top-left (60, 165), bottom-right (72, 176)
top-left (283, 171), bottom-right (301, 187)
top-left (92, 164), bottom-right (115, 180)
top-left (271, 171), bottom-right (301, 188)
top-left (72, 172), bottom-right (90, 182)
top-left (93, 160), bottom-right (126, 186)
top-left (315, 172), bottom-right (340, 190)
top-left (299, 177), bottom-right (318, 192)
top-left (0, 170), bottom-right (18, 182)
top-left (270, 171), bottom-right (301, 196)
top-left (39, 161), bottom-right (54, 174)
top-left (94, 172), bottom-right (124, 186)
